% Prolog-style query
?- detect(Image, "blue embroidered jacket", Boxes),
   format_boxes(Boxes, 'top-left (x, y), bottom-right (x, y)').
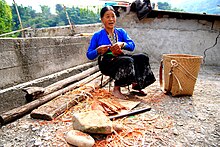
top-left (86, 28), bottom-right (135, 60)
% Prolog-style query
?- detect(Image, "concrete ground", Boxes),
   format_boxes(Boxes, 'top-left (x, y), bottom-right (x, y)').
top-left (139, 64), bottom-right (220, 146)
top-left (0, 63), bottom-right (219, 146)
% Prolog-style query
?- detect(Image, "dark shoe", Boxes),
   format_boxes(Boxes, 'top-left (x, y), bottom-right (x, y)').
top-left (132, 83), bottom-right (140, 90)
top-left (130, 90), bottom-right (147, 96)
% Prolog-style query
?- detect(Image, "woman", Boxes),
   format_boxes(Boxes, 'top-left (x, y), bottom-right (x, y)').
top-left (87, 6), bottom-right (155, 99)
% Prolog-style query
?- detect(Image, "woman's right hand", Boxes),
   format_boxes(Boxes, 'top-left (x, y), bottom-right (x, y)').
top-left (97, 45), bottom-right (111, 55)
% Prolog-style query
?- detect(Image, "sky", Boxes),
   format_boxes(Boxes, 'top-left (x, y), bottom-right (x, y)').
top-left (5, 0), bottom-right (190, 14)
top-left (5, 0), bottom-right (106, 14)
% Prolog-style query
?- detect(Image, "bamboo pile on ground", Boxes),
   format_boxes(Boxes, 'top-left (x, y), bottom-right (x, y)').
top-left (43, 88), bottom-right (176, 146)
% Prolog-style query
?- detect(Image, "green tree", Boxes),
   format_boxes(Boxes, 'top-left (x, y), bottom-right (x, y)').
top-left (69, 6), bottom-right (100, 24)
top-left (55, 4), bottom-right (63, 13)
top-left (171, 7), bottom-right (184, 12)
top-left (55, 4), bottom-right (68, 25)
top-left (0, 0), bottom-right (12, 34)
top-left (11, 4), bottom-right (58, 29)
top-left (171, 0), bottom-right (219, 15)
top-left (158, 2), bottom-right (172, 10)
top-left (11, 4), bottom-right (37, 30)
top-left (40, 5), bottom-right (51, 17)
top-left (157, 2), bottom-right (184, 12)
top-left (37, 5), bottom-right (57, 28)
top-left (56, 5), bottom-right (100, 25)
top-left (8, 3), bottom-right (101, 35)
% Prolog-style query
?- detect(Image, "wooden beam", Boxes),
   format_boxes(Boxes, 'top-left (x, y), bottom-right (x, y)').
top-left (0, 27), bottom-right (31, 37)
top-left (23, 65), bottom-right (99, 101)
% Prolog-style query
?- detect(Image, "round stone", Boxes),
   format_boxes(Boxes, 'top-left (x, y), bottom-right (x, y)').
top-left (65, 130), bottom-right (95, 147)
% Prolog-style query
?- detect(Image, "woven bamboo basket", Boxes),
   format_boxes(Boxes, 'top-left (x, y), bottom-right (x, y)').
top-left (160, 54), bottom-right (203, 96)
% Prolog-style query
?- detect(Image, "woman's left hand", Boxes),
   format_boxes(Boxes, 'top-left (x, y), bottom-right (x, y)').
top-left (115, 42), bottom-right (125, 49)
top-left (110, 43), bottom-right (124, 56)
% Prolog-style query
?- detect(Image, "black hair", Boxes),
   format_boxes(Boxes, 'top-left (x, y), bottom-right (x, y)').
top-left (100, 6), bottom-right (115, 18)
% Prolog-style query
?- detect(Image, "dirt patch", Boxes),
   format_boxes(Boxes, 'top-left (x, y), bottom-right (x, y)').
top-left (0, 64), bottom-right (219, 146)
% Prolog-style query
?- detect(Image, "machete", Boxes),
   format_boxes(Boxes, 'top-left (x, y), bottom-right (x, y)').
top-left (109, 107), bottom-right (151, 120)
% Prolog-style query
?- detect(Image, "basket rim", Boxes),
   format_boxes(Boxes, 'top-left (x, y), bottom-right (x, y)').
top-left (163, 54), bottom-right (203, 59)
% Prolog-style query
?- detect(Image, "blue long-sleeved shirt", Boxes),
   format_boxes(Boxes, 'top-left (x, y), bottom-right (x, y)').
top-left (86, 28), bottom-right (135, 60)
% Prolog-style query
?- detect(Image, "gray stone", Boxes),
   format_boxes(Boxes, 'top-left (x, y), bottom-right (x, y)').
top-left (72, 110), bottom-right (113, 134)
top-left (65, 130), bottom-right (95, 147)
top-left (112, 123), bottom-right (124, 132)
top-left (172, 128), bottom-right (179, 136)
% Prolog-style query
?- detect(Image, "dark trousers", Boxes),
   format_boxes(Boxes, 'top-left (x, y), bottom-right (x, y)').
top-left (98, 53), bottom-right (156, 90)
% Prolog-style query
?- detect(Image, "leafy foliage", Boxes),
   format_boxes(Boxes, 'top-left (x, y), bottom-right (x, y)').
top-left (158, 2), bottom-right (171, 10)
top-left (157, 0), bottom-right (220, 14)
top-left (55, 5), bottom-right (100, 25)
top-left (178, 0), bottom-right (220, 14)
top-left (10, 3), bottom-right (100, 32)
top-left (0, 0), bottom-right (12, 34)
top-left (158, 2), bottom-right (184, 12)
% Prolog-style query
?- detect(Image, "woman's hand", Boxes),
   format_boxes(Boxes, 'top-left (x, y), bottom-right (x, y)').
top-left (97, 45), bottom-right (111, 55)
top-left (110, 42), bottom-right (124, 56)
top-left (117, 42), bottom-right (125, 49)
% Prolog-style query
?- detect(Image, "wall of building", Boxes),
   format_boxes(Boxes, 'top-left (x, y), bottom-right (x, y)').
top-left (116, 11), bottom-right (220, 66)
top-left (0, 36), bottom-right (91, 89)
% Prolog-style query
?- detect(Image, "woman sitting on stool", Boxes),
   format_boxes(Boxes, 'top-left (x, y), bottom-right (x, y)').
top-left (86, 6), bottom-right (156, 99)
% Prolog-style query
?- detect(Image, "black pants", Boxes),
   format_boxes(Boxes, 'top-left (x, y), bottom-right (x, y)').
top-left (98, 53), bottom-right (156, 90)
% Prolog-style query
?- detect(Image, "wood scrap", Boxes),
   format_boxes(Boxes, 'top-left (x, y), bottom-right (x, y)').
top-left (74, 33), bottom-right (94, 37)
top-left (91, 100), bottom-right (111, 115)
top-left (91, 100), bottom-right (118, 115)
top-left (90, 96), bottom-right (144, 117)
top-left (99, 99), bottom-right (127, 110)
top-left (79, 33), bottom-right (94, 36)
top-left (23, 65), bottom-right (99, 101)
top-left (87, 89), bottom-right (143, 116)
top-left (22, 87), bottom-right (45, 95)
top-left (0, 71), bottom-right (103, 126)
top-left (95, 99), bottom-right (128, 115)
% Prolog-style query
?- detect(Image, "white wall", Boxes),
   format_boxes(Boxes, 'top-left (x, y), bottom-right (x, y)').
top-left (116, 12), bottom-right (220, 66)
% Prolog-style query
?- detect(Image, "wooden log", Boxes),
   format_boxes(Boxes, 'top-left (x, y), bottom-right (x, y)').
top-left (30, 75), bottom-right (110, 120)
top-left (0, 61), bottom-right (96, 95)
top-left (23, 65), bottom-right (99, 101)
top-left (0, 71), bottom-right (103, 126)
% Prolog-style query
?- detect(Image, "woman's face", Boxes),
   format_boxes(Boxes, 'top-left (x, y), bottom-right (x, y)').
top-left (101, 10), bottom-right (116, 29)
